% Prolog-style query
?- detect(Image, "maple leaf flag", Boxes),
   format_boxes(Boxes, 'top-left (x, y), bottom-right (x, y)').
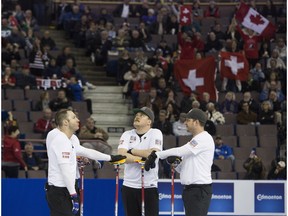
top-left (179, 5), bottom-right (192, 26)
top-left (235, 2), bottom-right (276, 38)
top-left (220, 51), bottom-right (249, 81)
top-left (174, 56), bottom-right (217, 101)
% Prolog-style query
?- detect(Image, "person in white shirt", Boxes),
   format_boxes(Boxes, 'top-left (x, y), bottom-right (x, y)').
top-left (145, 108), bottom-right (214, 216)
top-left (173, 112), bottom-right (192, 136)
top-left (45, 109), bottom-right (126, 216)
top-left (118, 107), bottom-right (163, 216)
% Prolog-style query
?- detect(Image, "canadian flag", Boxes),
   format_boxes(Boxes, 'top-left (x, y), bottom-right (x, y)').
top-left (220, 51), bottom-right (249, 81)
top-left (174, 56), bottom-right (217, 101)
top-left (179, 5), bottom-right (192, 26)
top-left (235, 2), bottom-right (276, 38)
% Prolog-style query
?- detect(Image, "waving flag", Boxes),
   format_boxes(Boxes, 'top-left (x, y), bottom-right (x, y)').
top-left (235, 2), bottom-right (276, 38)
top-left (174, 56), bottom-right (217, 101)
top-left (220, 51), bottom-right (249, 81)
top-left (179, 5), bottom-right (192, 26)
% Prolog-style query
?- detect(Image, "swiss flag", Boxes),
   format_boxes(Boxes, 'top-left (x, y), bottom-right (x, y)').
top-left (174, 56), bottom-right (217, 101)
top-left (179, 5), bottom-right (192, 26)
top-left (235, 2), bottom-right (276, 38)
top-left (220, 51), bottom-right (249, 81)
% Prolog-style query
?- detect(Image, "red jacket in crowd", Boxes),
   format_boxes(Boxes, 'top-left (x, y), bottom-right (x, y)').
top-left (3, 135), bottom-right (27, 168)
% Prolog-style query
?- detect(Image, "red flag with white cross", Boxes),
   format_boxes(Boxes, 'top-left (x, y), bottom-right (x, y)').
top-left (235, 2), bottom-right (276, 38)
top-left (174, 56), bottom-right (217, 101)
top-left (179, 5), bottom-right (192, 26)
top-left (220, 51), bottom-right (249, 81)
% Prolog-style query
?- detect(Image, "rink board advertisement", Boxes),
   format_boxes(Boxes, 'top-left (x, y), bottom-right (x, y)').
top-left (2, 179), bottom-right (286, 216)
top-left (158, 180), bottom-right (286, 215)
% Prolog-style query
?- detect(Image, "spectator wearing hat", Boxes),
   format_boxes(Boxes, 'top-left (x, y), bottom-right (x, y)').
top-left (214, 135), bottom-right (235, 171)
top-left (267, 160), bottom-right (287, 180)
top-left (173, 113), bottom-right (192, 136)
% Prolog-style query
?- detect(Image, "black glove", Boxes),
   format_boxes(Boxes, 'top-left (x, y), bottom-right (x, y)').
top-left (110, 155), bottom-right (127, 163)
top-left (70, 194), bottom-right (79, 215)
top-left (144, 151), bottom-right (157, 171)
top-left (166, 156), bottom-right (182, 168)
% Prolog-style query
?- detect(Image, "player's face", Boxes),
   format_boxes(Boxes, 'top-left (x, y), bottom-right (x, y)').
top-left (133, 112), bottom-right (151, 128)
top-left (185, 118), bottom-right (198, 133)
top-left (66, 111), bottom-right (80, 132)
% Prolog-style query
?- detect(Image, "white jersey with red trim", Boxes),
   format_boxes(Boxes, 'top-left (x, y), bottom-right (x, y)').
top-left (46, 128), bottom-right (79, 187)
top-left (118, 128), bottom-right (163, 189)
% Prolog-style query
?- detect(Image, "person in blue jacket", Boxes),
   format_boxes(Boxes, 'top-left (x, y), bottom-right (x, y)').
top-left (214, 135), bottom-right (235, 171)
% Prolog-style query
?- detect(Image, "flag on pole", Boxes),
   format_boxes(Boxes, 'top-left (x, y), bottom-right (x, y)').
top-left (174, 56), bottom-right (217, 101)
top-left (220, 51), bottom-right (249, 81)
top-left (235, 2), bottom-right (276, 38)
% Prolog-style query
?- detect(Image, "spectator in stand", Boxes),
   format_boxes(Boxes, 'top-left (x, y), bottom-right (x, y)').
top-left (34, 108), bottom-right (54, 137)
top-left (2, 66), bottom-right (16, 89)
top-left (155, 77), bottom-right (169, 102)
top-left (150, 12), bottom-right (167, 35)
top-left (165, 102), bottom-right (180, 123)
top-left (260, 0), bottom-right (277, 19)
top-left (177, 30), bottom-right (196, 60)
top-left (220, 91), bottom-right (239, 114)
top-left (85, 21), bottom-right (101, 57)
top-left (43, 58), bottom-right (62, 79)
top-left (155, 39), bottom-right (173, 58)
top-left (274, 37), bottom-right (286, 64)
top-left (214, 135), bottom-right (235, 171)
top-left (258, 41), bottom-right (271, 69)
top-left (266, 49), bottom-right (286, 71)
top-left (258, 100), bottom-right (275, 125)
top-left (29, 37), bottom-right (51, 77)
top-left (206, 102), bottom-right (225, 125)
top-left (41, 30), bottom-right (57, 51)
top-left (96, 8), bottom-right (114, 24)
top-left (166, 14), bottom-right (179, 35)
top-left (267, 90), bottom-right (283, 126)
top-left (63, 4), bottom-right (82, 39)
top-left (2, 111), bottom-right (18, 135)
top-left (243, 149), bottom-right (266, 180)
top-left (56, 46), bottom-right (76, 67)
top-left (105, 21), bottom-right (117, 40)
top-left (130, 71), bottom-right (151, 108)
top-left (150, 64), bottom-right (164, 88)
top-left (92, 30), bottom-right (112, 66)
top-left (212, 23), bottom-right (226, 42)
top-left (6, 27), bottom-right (26, 49)
top-left (66, 76), bottom-right (93, 114)
top-left (79, 117), bottom-right (109, 142)
top-left (128, 29), bottom-right (146, 51)
top-left (34, 91), bottom-right (51, 111)
top-left (260, 80), bottom-right (285, 102)
top-left (143, 87), bottom-right (163, 121)
top-left (267, 160), bottom-right (286, 180)
top-left (113, 28), bottom-right (130, 51)
top-left (2, 126), bottom-right (28, 178)
top-left (153, 109), bottom-right (173, 135)
top-left (239, 91), bottom-right (260, 113)
top-left (134, 0), bottom-right (149, 18)
top-left (204, 0), bottom-right (220, 18)
top-left (247, 62), bottom-right (265, 92)
top-left (225, 19), bottom-right (241, 42)
top-left (82, 5), bottom-right (97, 24)
top-left (180, 92), bottom-right (198, 113)
top-left (237, 101), bottom-right (259, 125)
top-left (117, 49), bottom-right (135, 85)
top-left (13, 4), bottom-right (25, 24)
top-left (163, 89), bottom-right (178, 109)
top-left (113, 0), bottom-right (134, 18)
top-left (122, 63), bottom-right (141, 97)
top-left (15, 65), bottom-right (37, 90)
top-left (141, 8), bottom-right (156, 28)
top-left (173, 113), bottom-right (192, 136)
top-left (235, 25), bottom-right (263, 68)
top-left (20, 9), bottom-right (40, 32)
top-left (199, 92), bottom-right (215, 112)
top-left (22, 142), bottom-right (45, 170)
top-left (205, 31), bottom-right (223, 53)
top-left (49, 89), bottom-right (72, 112)
top-left (2, 42), bottom-right (21, 66)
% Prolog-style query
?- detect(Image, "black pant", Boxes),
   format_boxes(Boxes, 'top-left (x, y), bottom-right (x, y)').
top-left (45, 183), bottom-right (80, 216)
top-left (122, 185), bottom-right (159, 216)
top-left (182, 184), bottom-right (212, 216)
top-left (2, 165), bottom-right (19, 178)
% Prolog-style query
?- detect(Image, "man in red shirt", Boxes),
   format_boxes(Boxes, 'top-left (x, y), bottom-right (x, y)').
top-left (34, 108), bottom-right (54, 137)
top-left (2, 126), bottom-right (28, 178)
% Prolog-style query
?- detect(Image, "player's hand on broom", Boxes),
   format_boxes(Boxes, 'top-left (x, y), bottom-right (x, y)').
top-left (77, 156), bottom-right (91, 167)
top-left (110, 155), bottom-right (127, 164)
top-left (134, 157), bottom-right (147, 164)
top-left (144, 150), bottom-right (157, 171)
top-left (166, 156), bottom-right (182, 168)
